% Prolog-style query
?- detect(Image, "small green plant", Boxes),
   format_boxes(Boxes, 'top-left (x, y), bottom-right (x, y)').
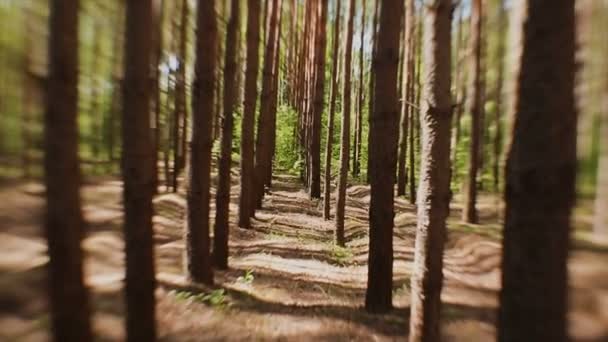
top-left (330, 244), bottom-right (353, 266)
top-left (237, 269), bottom-right (255, 284)
top-left (170, 289), bottom-right (228, 308)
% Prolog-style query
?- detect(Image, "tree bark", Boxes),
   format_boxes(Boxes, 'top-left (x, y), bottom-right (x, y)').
top-left (408, 1), bottom-right (452, 340)
top-left (353, 0), bottom-right (366, 178)
top-left (336, 0), bottom-right (356, 247)
top-left (308, 0), bottom-right (328, 198)
top-left (45, 1), bottom-right (92, 340)
top-left (214, 0), bottom-right (240, 270)
top-left (493, 0), bottom-right (506, 193)
top-left (151, 0), bottom-right (165, 194)
top-left (498, 1), bottom-right (576, 340)
top-left (185, 0), bottom-right (217, 285)
top-left (239, 0), bottom-right (262, 228)
top-left (462, 0), bottom-right (483, 224)
top-left (323, 0), bottom-right (342, 220)
top-left (595, 87), bottom-right (608, 237)
top-left (254, 0), bottom-right (282, 209)
top-left (364, 0), bottom-right (403, 314)
top-left (397, 0), bottom-right (415, 197)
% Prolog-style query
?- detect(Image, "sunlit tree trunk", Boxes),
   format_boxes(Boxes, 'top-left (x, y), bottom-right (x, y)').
top-left (408, 0), bottom-right (452, 339)
top-left (498, 1), bottom-right (576, 340)
top-left (365, 0), bottom-right (403, 314)
top-left (185, 0), bottom-right (217, 285)
top-left (366, 0), bottom-right (380, 183)
top-left (323, 0), bottom-right (342, 220)
top-left (151, 0), bottom-right (165, 194)
top-left (239, 0), bottom-right (262, 228)
top-left (353, 0), bottom-right (366, 178)
top-left (462, 0), bottom-right (483, 223)
top-left (172, 0), bottom-right (189, 191)
top-left (397, 0), bottom-right (415, 197)
top-left (493, 0), bottom-right (506, 193)
top-left (336, 0), bottom-right (356, 246)
top-left (214, 0), bottom-right (240, 270)
top-left (45, 1), bottom-right (92, 340)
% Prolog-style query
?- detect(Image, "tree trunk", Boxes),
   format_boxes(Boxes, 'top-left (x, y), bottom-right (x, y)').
top-left (408, 1), bottom-right (452, 339)
top-left (450, 6), bottom-right (465, 171)
top-left (462, 0), bottom-right (483, 224)
top-left (185, 0), bottom-right (217, 285)
top-left (336, 0), bottom-right (356, 246)
top-left (239, 0), bottom-right (262, 228)
top-left (254, 0), bottom-right (282, 209)
top-left (595, 88), bottom-right (608, 237)
top-left (323, 0), bottom-right (342, 220)
top-left (214, 0), bottom-right (240, 270)
top-left (308, 0), bottom-right (327, 199)
top-left (498, 1), bottom-right (576, 340)
top-left (366, 0), bottom-right (380, 183)
top-left (493, 0), bottom-right (506, 193)
top-left (353, 0), bottom-right (366, 178)
top-left (151, 0), bottom-right (165, 194)
top-left (172, 0), bottom-right (190, 191)
top-left (397, 0), bottom-right (415, 197)
top-left (364, 0), bottom-right (403, 314)
top-left (45, 1), bottom-right (92, 340)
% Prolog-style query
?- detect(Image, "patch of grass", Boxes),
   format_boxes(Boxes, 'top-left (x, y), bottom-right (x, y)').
top-left (236, 269), bottom-right (255, 285)
top-left (170, 289), bottom-right (229, 309)
top-left (330, 244), bottom-right (353, 266)
top-left (448, 222), bottom-right (502, 240)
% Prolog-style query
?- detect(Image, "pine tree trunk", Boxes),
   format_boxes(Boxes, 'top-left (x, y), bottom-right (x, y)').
top-left (185, 0), bottom-right (217, 285)
top-left (353, 0), bottom-right (366, 178)
top-left (364, 0), bottom-right (403, 314)
top-left (239, 0), bottom-right (262, 228)
top-left (151, 0), bottom-right (165, 194)
top-left (214, 0), bottom-right (240, 270)
top-left (336, 0), bottom-right (356, 246)
top-left (408, 1), bottom-right (452, 339)
top-left (254, 0), bottom-right (282, 209)
top-left (366, 0), bottom-right (380, 183)
top-left (462, 0), bottom-right (483, 224)
top-left (595, 92), bottom-right (608, 237)
top-left (493, 0), bottom-right (506, 193)
top-left (498, 1), bottom-right (576, 340)
top-left (172, 0), bottom-right (189, 190)
top-left (397, 0), bottom-right (415, 197)
top-left (308, 0), bottom-right (327, 198)
top-left (323, 0), bottom-right (342, 220)
top-left (45, 1), bottom-right (92, 340)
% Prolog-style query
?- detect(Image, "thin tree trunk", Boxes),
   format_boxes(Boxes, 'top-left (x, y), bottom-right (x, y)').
top-left (364, 0), bottom-right (403, 314)
top-left (309, 0), bottom-right (328, 198)
top-left (336, 0), bottom-right (356, 246)
top-left (366, 0), bottom-right (380, 183)
top-left (45, 1), bottom-right (92, 340)
top-left (595, 85), bottom-right (608, 237)
top-left (185, 0), bottom-right (217, 285)
top-left (493, 0), bottom-right (506, 193)
top-left (408, 1), bottom-right (452, 339)
top-left (89, 25), bottom-right (102, 160)
top-left (450, 6), bottom-right (465, 169)
top-left (462, 0), bottom-right (483, 224)
top-left (239, 0), bottom-right (262, 228)
top-left (172, 0), bottom-right (190, 191)
top-left (214, 0), bottom-right (240, 270)
top-left (254, 0), bottom-right (282, 209)
top-left (323, 0), bottom-right (342, 220)
top-left (397, 0), bottom-right (415, 197)
top-left (152, 0), bottom-right (165, 194)
top-left (498, 1), bottom-right (576, 341)
top-left (353, 0), bottom-right (366, 178)
top-left (214, 0), bottom-right (226, 141)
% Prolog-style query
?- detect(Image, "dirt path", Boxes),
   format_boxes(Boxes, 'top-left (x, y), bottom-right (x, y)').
top-left (1, 173), bottom-right (607, 341)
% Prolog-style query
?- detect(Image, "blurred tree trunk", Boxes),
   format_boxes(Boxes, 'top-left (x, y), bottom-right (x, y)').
top-left (185, 0), bottom-right (217, 285)
top-left (88, 24), bottom-right (102, 160)
top-left (172, 0), bottom-right (189, 190)
top-left (213, 0), bottom-right (226, 141)
top-left (214, 0), bottom-right (240, 270)
top-left (408, 0), bottom-right (452, 339)
top-left (498, 1), bottom-right (576, 340)
top-left (451, 7), bottom-right (466, 174)
top-left (336, 0), bottom-right (356, 247)
top-left (45, 1), bottom-right (92, 340)
top-left (353, 0), bottom-right (366, 178)
top-left (462, 0), bottom-right (483, 223)
top-left (323, 0), bottom-right (342, 220)
top-left (151, 0), bottom-right (165, 194)
top-left (595, 78), bottom-right (608, 237)
top-left (493, 0), bottom-right (506, 193)
top-left (366, 0), bottom-right (380, 183)
top-left (254, 0), bottom-right (282, 209)
top-left (122, 0), bottom-right (157, 340)
top-left (365, 0), bottom-right (403, 314)
top-left (397, 0), bottom-right (415, 197)
top-left (309, 0), bottom-right (327, 198)
top-left (239, 0), bottom-right (262, 228)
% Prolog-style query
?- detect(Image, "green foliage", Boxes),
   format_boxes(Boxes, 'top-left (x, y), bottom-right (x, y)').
top-left (236, 269), bottom-right (255, 284)
top-left (329, 244), bottom-right (353, 266)
top-left (171, 289), bottom-right (228, 308)
top-left (274, 105), bottom-right (300, 173)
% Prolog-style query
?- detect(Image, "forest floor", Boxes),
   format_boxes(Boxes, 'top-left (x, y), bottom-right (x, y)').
top-left (1, 170), bottom-right (608, 341)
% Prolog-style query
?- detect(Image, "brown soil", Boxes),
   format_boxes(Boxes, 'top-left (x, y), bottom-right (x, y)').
top-left (1, 173), bottom-right (607, 341)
